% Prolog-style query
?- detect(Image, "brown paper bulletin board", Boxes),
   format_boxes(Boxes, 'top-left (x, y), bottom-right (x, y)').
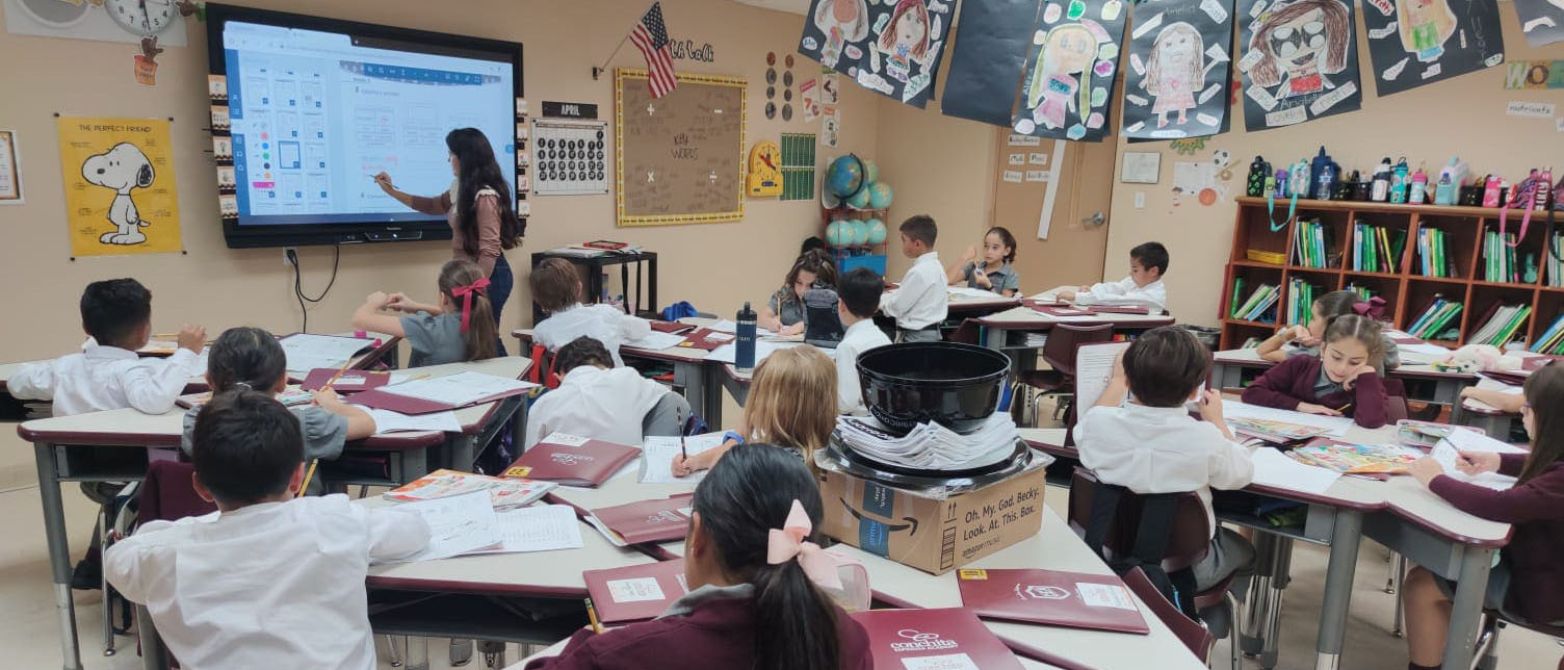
top-left (615, 68), bottom-right (746, 227)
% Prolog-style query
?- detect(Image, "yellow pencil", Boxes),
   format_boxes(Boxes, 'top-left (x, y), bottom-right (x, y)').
top-left (321, 359), bottom-right (356, 391)
top-left (296, 458), bottom-right (320, 498)
top-left (584, 597), bottom-right (604, 634)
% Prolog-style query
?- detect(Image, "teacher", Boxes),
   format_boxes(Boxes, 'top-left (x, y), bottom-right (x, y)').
top-left (374, 128), bottom-right (522, 336)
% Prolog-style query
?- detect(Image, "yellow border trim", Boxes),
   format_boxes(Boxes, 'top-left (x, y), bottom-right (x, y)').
top-left (615, 68), bottom-right (747, 227)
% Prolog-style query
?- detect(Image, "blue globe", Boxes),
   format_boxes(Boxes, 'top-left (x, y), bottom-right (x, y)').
top-left (865, 218), bottom-right (887, 245)
top-left (826, 155), bottom-right (866, 199)
top-left (868, 182), bottom-right (894, 209)
top-left (847, 187), bottom-right (872, 210)
top-left (864, 159), bottom-right (880, 184)
top-left (826, 219), bottom-right (847, 247)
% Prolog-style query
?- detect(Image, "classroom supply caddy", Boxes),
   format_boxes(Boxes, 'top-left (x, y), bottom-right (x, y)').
top-left (1220, 197), bottom-right (1564, 351)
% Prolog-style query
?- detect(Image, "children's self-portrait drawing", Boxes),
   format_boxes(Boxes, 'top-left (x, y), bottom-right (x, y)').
top-left (1238, 0), bottom-right (1362, 130)
top-left (1121, 0), bottom-right (1233, 139)
top-left (1012, 0), bottom-right (1126, 141)
top-left (798, 0), bottom-right (953, 107)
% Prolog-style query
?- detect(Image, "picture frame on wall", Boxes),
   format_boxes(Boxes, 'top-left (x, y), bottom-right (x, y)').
top-left (1121, 151), bottom-right (1162, 184)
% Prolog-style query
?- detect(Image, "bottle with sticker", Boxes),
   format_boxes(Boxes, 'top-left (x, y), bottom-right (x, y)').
top-left (1389, 157), bottom-right (1410, 204)
top-left (1483, 175), bottom-right (1503, 208)
top-left (1310, 146), bottom-right (1338, 200)
top-left (1246, 156), bottom-right (1270, 198)
top-left (1275, 168), bottom-right (1289, 198)
top-left (1289, 158), bottom-right (1311, 199)
top-left (1434, 171), bottom-right (1455, 206)
top-left (1541, 168), bottom-right (1555, 210)
top-left (1371, 157), bottom-right (1392, 202)
top-left (1409, 166), bottom-right (1428, 205)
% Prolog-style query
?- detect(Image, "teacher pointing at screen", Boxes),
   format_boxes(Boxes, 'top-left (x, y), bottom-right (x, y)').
top-left (374, 128), bottom-right (522, 336)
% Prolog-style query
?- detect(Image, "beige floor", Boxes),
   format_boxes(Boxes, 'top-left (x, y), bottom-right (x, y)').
top-left (1, 436), bottom-right (1559, 669)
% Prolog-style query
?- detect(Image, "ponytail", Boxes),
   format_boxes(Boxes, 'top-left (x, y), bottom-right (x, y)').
top-left (752, 560), bottom-right (841, 670)
top-left (207, 327), bottom-right (287, 393)
top-left (462, 293), bottom-right (498, 361)
top-left (438, 259), bottom-right (498, 361)
top-left (1520, 366), bottom-right (1564, 484)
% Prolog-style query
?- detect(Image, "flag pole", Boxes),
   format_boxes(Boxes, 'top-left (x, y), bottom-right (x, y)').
top-left (592, 0), bottom-right (659, 80)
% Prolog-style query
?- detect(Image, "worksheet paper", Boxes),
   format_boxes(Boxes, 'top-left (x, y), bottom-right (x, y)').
top-left (1250, 446), bottom-right (1342, 495)
top-left (948, 286), bottom-right (1001, 300)
top-left (280, 334), bottom-right (376, 372)
top-left (706, 340), bottom-right (820, 365)
top-left (363, 408), bottom-right (462, 434)
top-left (395, 491), bottom-right (502, 562)
top-left (1399, 343), bottom-right (1454, 364)
top-left (625, 331), bottom-right (688, 351)
top-left (1444, 427), bottom-right (1528, 455)
top-left (471, 504), bottom-right (585, 554)
top-left (640, 433), bottom-right (728, 484)
top-left (1075, 342), bottom-right (1133, 411)
top-left (1431, 440), bottom-right (1518, 491)
top-left (1223, 401), bottom-right (1354, 438)
top-left (380, 372), bottom-right (536, 406)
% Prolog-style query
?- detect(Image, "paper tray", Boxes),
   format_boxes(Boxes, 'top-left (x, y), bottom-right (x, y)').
top-left (817, 436), bottom-right (1045, 495)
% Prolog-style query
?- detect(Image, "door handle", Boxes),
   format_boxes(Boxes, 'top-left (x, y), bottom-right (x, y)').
top-left (1083, 211), bottom-right (1106, 228)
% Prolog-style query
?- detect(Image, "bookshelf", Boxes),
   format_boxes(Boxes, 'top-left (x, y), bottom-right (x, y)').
top-left (1220, 197), bottom-right (1558, 350)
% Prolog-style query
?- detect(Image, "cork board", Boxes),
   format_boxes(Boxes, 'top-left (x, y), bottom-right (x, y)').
top-left (615, 69), bottom-right (746, 227)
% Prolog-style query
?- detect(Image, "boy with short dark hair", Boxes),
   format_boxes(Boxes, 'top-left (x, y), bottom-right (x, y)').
top-left (10, 278), bottom-right (206, 415)
top-left (1055, 241), bottom-right (1171, 313)
top-left (530, 258), bottom-right (650, 366)
top-left (880, 215), bottom-right (947, 342)
top-left (105, 391), bottom-right (430, 670)
top-left (1075, 326), bottom-right (1254, 591)
top-left (524, 336), bottom-right (680, 448)
top-left (834, 268), bottom-right (893, 415)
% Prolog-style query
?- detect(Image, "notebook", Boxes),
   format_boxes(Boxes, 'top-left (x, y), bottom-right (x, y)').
top-left (676, 328), bottom-right (734, 351)
top-left (850, 607), bottom-right (1026, 670)
top-left (347, 371), bottom-right (537, 414)
top-left (504, 433), bottom-right (640, 487)
top-left (956, 568), bottom-right (1150, 634)
top-left (299, 368), bottom-right (390, 393)
top-left (1087, 304), bottom-right (1151, 315)
top-left (588, 494), bottom-right (695, 545)
top-left (648, 321), bottom-right (695, 335)
top-left (383, 469), bottom-right (557, 510)
top-left (583, 559), bottom-right (691, 623)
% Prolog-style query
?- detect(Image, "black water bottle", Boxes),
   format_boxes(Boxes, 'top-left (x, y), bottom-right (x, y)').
top-left (735, 302), bottom-right (757, 372)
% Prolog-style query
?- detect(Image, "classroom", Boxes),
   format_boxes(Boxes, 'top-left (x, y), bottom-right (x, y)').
top-left (1, 0), bottom-right (1562, 668)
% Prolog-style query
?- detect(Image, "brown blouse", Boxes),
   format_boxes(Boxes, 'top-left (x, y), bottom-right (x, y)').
top-left (409, 188), bottom-right (504, 276)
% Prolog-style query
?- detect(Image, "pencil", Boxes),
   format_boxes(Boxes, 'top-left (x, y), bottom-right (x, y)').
top-left (297, 458), bottom-right (319, 498)
top-left (1336, 403), bottom-right (1353, 413)
top-left (321, 359), bottom-right (356, 391)
top-left (677, 406), bottom-right (687, 460)
top-left (584, 597), bottom-right (604, 634)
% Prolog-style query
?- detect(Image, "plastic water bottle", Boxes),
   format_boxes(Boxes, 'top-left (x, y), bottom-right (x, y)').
top-left (1390, 157), bottom-right (1410, 204)
top-left (1371, 158), bottom-right (1392, 202)
top-left (735, 302), bottom-right (757, 372)
top-left (1410, 166), bottom-right (1428, 205)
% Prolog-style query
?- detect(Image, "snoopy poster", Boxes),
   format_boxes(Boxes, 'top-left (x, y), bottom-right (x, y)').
top-left (1012, 0), bottom-right (1127, 141)
top-left (56, 117), bottom-right (181, 257)
top-left (1120, 0), bottom-right (1234, 140)
top-left (797, 0), bottom-right (954, 108)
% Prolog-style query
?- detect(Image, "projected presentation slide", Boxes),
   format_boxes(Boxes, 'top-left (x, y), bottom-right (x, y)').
top-left (222, 21), bottom-right (516, 226)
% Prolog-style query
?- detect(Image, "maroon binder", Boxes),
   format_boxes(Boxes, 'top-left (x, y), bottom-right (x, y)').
top-left (1087, 305), bottom-right (1151, 315)
top-left (590, 494), bottom-right (695, 545)
top-left (956, 568), bottom-right (1149, 634)
top-left (850, 608), bottom-right (1025, 670)
top-left (583, 559), bottom-right (690, 624)
top-left (676, 328), bottom-right (733, 351)
top-left (299, 368), bottom-right (390, 393)
top-left (648, 321), bottom-right (695, 335)
top-left (346, 382), bottom-right (531, 415)
top-left (504, 436), bottom-right (639, 488)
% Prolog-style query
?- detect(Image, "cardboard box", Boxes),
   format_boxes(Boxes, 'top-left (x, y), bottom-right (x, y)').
top-left (820, 466), bottom-right (1046, 575)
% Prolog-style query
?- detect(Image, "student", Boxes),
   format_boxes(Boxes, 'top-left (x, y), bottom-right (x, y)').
top-left (181, 327), bottom-right (375, 493)
top-left (1054, 241), bottom-right (1170, 313)
top-left (353, 259), bottom-right (498, 367)
top-left (529, 444), bottom-right (871, 670)
top-left (1256, 290), bottom-right (1400, 370)
top-left (1242, 314), bottom-right (1389, 428)
top-left (672, 346), bottom-right (835, 477)
top-left (10, 278), bottom-right (206, 415)
top-left (834, 268), bottom-right (892, 415)
top-left (946, 226), bottom-right (1021, 297)
top-left (880, 215), bottom-right (947, 342)
top-left (531, 257), bottom-right (650, 367)
top-left (105, 390), bottom-right (431, 670)
top-left (800, 236), bottom-right (828, 255)
top-left (524, 336), bottom-right (681, 449)
top-left (1076, 326), bottom-right (1255, 592)
top-left (1403, 366), bottom-right (1564, 670)
top-left (761, 250), bottom-right (838, 335)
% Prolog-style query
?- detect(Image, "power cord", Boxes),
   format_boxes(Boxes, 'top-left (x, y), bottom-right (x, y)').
top-left (285, 245), bottom-right (341, 333)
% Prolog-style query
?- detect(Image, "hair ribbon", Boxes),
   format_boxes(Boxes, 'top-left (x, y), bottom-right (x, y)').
top-left (452, 277), bottom-right (491, 333)
top-left (1352, 296), bottom-right (1387, 320)
top-left (766, 499), bottom-right (843, 590)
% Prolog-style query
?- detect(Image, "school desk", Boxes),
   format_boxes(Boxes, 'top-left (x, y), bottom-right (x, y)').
top-left (15, 356), bottom-right (529, 670)
top-left (1209, 347), bottom-right (1476, 408)
top-left (544, 467), bottom-right (698, 561)
top-left (508, 635), bottom-right (1068, 669)
top-left (1451, 377), bottom-right (1522, 440)
top-left (976, 305), bottom-right (1176, 351)
top-left (1021, 420), bottom-right (1511, 670)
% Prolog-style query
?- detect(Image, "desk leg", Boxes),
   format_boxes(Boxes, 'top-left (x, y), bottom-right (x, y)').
top-left (1441, 547), bottom-right (1495, 670)
top-left (695, 363), bottom-right (724, 427)
top-left (135, 605), bottom-right (166, 670)
top-left (1315, 510), bottom-right (1364, 670)
top-left (35, 443), bottom-right (82, 670)
top-left (511, 396), bottom-right (530, 451)
top-left (1212, 361), bottom-right (1242, 390)
top-left (1240, 532), bottom-right (1292, 669)
top-left (984, 325), bottom-right (1006, 351)
top-left (448, 435), bottom-right (478, 473)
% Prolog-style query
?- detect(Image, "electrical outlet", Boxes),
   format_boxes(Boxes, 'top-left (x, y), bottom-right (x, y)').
top-left (1134, 192), bottom-right (1146, 209)
top-left (283, 247), bottom-right (297, 266)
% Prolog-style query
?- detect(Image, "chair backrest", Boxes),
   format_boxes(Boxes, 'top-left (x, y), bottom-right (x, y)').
top-left (1067, 467), bottom-right (1210, 615)
top-left (1042, 323), bottom-right (1115, 376)
top-left (1122, 566), bottom-right (1215, 662)
top-left (526, 342), bottom-right (562, 389)
top-left (949, 318), bottom-right (983, 345)
top-left (138, 460), bottom-right (218, 524)
top-left (1382, 377), bottom-right (1410, 423)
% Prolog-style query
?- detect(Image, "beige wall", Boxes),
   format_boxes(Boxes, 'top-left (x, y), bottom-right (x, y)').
top-left (1102, 3), bottom-right (1564, 325)
top-left (0, 0), bottom-right (879, 363)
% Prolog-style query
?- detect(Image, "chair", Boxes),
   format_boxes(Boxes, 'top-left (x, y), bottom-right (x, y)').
top-left (1123, 566), bottom-right (1216, 661)
top-left (1383, 377), bottom-right (1411, 424)
top-left (1474, 613), bottom-right (1564, 670)
top-left (1067, 468), bottom-right (1245, 669)
top-left (1014, 323), bottom-right (1114, 426)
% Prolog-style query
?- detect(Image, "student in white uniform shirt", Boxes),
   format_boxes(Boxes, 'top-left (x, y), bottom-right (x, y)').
top-left (530, 257), bottom-right (651, 367)
top-left (106, 391), bottom-right (430, 670)
top-left (879, 215), bottom-right (948, 343)
top-left (1075, 326), bottom-right (1255, 592)
top-left (9, 278), bottom-right (206, 416)
top-left (1053, 241), bottom-right (1170, 314)
top-left (525, 336), bottom-right (686, 449)
top-left (834, 268), bottom-right (893, 415)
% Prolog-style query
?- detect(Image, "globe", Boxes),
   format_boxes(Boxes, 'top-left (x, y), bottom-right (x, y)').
top-left (826, 155), bottom-right (866, 199)
top-left (847, 219), bottom-right (867, 246)
top-left (868, 181), bottom-right (894, 209)
top-left (864, 159), bottom-right (880, 184)
top-left (865, 218), bottom-right (887, 245)
top-left (825, 219), bottom-right (845, 247)
top-left (847, 187), bottom-right (872, 210)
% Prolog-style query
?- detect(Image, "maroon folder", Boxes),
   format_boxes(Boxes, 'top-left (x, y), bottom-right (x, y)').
top-left (346, 382), bottom-right (531, 415)
top-left (503, 436), bottom-right (639, 488)
top-left (676, 328), bottom-right (734, 351)
top-left (648, 321), bottom-right (695, 335)
top-left (850, 608), bottom-right (1025, 670)
top-left (1087, 305), bottom-right (1151, 315)
top-left (583, 559), bottom-right (690, 624)
top-left (299, 368), bottom-right (390, 393)
top-left (590, 494), bottom-right (695, 545)
top-left (956, 568), bottom-right (1150, 634)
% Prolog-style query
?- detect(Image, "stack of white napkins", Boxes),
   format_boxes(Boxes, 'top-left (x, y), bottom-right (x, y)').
top-left (836, 413), bottom-right (1019, 471)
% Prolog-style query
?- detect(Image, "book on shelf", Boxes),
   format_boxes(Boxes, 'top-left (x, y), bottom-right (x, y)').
top-left (1286, 278), bottom-right (1319, 326)
top-left (1292, 219), bottom-right (1331, 269)
top-left (1532, 313), bottom-right (1564, 354)
top-left (1418, 228), bottom-right (1456, 278)
top-left (1468, 303), bottom-right (1533, 347)
top-left (1352, 221), bottom-right (1405, 273)
top-left (1549, 234), bottom-right (1564, 287)
top-left (1230, 283), bottom-right (1279, 323)
top-left (1407, 297), bottom-right (1464, 341)
top-left (1344, 283), bottom-right (1376, 303)
top-left (1483, 231), bottom-right (1522, 283)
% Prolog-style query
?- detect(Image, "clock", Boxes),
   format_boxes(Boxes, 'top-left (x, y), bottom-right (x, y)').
top-left (105, 0), bottom-right (178, 37)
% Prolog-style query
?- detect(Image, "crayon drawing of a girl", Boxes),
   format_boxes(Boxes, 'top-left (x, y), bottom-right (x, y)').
top-left (1247, 0), bottom-right (1352, 99)
top-left (814, 0), bottom-right (871, 69)
top-left (1143, 22), bottom-right (1203, 128)
top-left (1025, 24), bottom-right (1099, 130)
top-left (873, 0), bottom-right (932, 83)
top-left (1398, 0), bottom-right (1458, 62)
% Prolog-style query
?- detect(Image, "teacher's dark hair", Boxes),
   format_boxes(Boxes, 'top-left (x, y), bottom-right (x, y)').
top-left (447, 128), bottom-right (521, 259)
top-left (691, 444), bottom-right (842, 670)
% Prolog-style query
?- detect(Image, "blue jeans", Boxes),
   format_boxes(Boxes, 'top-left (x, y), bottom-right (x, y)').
top-left (489, 254), bottom-right (513, 356)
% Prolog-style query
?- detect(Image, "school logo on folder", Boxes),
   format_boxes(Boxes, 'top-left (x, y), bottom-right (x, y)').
top-left (849, 607), bottom-right (1024, 670)
top-left (504, 433), bottom-right (640, 488)
top-left (956, 568), bottom-right (1150, 635)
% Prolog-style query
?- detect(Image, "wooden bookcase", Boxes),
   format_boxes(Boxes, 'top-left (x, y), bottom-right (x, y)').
top-left (1219, 197), bottom-right (1560, 350)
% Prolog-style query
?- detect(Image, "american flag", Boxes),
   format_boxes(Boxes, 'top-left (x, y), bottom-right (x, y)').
top-left (630, 2), bottom-right (677, 98)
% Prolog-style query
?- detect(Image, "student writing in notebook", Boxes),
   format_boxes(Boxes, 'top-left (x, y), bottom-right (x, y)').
top-left (761, 250), bottom-right (838, 336)
top-left (834, 268), bottom-right (892, 416)
top-left (530, 257), bottom-right (651, 367)
top-left (353, 259), bottom-right (499, 367)
top-left (106, 391), bottom-right (430, 670)
top-left (1242, 314), bottom-right (1390, 428)
top-left (524, 336), bottom-right (684, 449)
top-left (1052, 241), bottom-right (1170, 313)
top-left (180, 327), bottom-right (374, 494)
top-left (528, 444), bottom-right (871, 670)
top-left (1402, 366), bottom-right (1564, 670)
top-left (880, 215), bottom-right (947, 342)
top-left (1076, 326), bottom-right (1256, 594)
top-left (1256, 290), bottom-right (1400, 370)
top-left (673, 346), bottom-right (835, 477)
top-left (946, 226), bottom-right (1021, 297)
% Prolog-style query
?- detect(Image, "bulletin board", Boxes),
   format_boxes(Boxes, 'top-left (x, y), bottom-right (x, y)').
top-left (615, 69), bottom-right (747, 227)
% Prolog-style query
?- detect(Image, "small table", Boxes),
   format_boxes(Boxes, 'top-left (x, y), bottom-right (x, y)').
top-left (977, 305), bottom-right (1176, 352)
top-left (530, 250), bottom-right (658, 321)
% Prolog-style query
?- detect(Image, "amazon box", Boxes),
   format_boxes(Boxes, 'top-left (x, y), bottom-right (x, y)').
top-left (819, 466), bottom-right (1045, 575)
